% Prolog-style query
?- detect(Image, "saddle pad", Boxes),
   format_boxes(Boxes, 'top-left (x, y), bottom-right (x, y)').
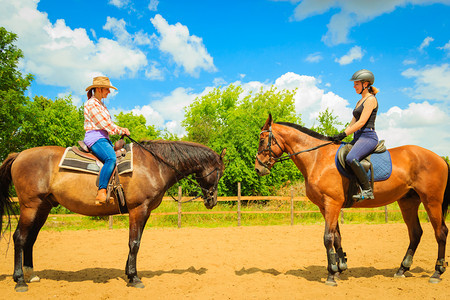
top-left (59, 143), bottom-right (133, 175)
top-left (334, 143), bottom-right (392, 182)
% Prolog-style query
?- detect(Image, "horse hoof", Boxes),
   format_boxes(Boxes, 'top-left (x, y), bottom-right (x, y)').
top-left (15, 283), bottom-right (28, 292)
top-left (429, 277), bottom-right (442, 284)
top-left (127, 278), bottom-right (145, 289)
top-left (325, 280), bottom-right (338, 287)
top-left (394, 273), bottom-right (405, 278)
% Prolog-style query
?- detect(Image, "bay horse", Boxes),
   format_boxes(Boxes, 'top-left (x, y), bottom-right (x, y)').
top-left (0, 140), bottom-right (225, 292)
top-left (254, 114), bottom-right (449, 286)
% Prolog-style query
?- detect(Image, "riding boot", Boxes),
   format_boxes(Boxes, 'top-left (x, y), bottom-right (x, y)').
top-left (349, 159), bottom-right (374, 201)
top-left (95, 189), bottom-right (113, 205)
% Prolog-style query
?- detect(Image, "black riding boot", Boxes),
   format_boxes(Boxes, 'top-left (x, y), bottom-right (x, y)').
top-left (349, 159), bottom-right (374, 201)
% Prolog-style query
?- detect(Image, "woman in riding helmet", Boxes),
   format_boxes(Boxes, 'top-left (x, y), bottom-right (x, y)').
top-left (331, 69), bottom-right (379, 201)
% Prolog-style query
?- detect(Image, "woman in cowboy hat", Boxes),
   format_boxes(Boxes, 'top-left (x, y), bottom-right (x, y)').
top-left (84, 76), bottom-right (130, 205)
top-left (330, 69), bottom-right (380, 201)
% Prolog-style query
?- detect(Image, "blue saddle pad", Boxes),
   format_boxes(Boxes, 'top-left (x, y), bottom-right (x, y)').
top-left (334, 143), bottom-right (392, 182)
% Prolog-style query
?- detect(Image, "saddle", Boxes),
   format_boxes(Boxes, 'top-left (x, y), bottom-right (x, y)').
top-left (337, 140), bottom-right (387, 175)
top-left (336, 140), bottom-right (390, 208)
top-left (74, 139), bottom-right (128, 213)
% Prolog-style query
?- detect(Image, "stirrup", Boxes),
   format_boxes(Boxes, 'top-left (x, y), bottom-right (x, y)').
top-left (353, 187), bottom-right (374, 202)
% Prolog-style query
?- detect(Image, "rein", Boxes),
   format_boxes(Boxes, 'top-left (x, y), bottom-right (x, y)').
top-left (125, 135), bottom-right (219, 203)
top-left (256, 126), bottom-right (334, 168)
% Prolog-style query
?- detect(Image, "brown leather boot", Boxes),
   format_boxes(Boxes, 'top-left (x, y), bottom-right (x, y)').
top-left (95, 189), bottom-right (114, 205)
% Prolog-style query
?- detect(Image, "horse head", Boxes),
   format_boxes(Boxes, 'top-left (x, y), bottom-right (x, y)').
top-left (196, 148), bottom-right (226, 209)
top-left (254, 114), bottom-right (285, 176)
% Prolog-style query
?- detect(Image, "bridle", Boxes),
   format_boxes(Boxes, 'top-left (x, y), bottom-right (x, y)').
top-left (126, 135), bottom-right (221, 203)
top-left (256, 125), bottom-right (334, 169)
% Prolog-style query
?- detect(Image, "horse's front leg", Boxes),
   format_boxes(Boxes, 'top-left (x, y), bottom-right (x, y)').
top-left (334, 223), bottom-right (348, 275)
top-left (125, 206), bottom-right (150, 288)
top-left (322, 205), bottom-right (341, 286)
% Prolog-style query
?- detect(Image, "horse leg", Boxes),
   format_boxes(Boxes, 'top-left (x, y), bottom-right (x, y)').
top-left (322, 205), bottom-right (341, 286)
top-left (22, 203), bottom-right (52, 284)
top-left (13, 205), bottom-right (44, 292)
top-left (125, 207), bottom-right (150, 288)
top-left (394, 195), bottom-right (422, 278)
top-left (420, 193), bottom-right (448, 283)
top-left (334, 223), bottom-right (347, 275)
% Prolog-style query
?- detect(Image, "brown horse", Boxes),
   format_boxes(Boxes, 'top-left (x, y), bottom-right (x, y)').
top-left (254, 114), bottom-right (449, 286)
top-left (0, 140), bottom-right (225, 292)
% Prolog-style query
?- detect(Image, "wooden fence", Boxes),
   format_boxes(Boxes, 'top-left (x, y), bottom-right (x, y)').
top-left (8, 182), bottom-right (424, 229)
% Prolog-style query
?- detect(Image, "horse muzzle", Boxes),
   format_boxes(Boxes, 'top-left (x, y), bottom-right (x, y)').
top-left (203, 189), bottom-right (218, 209)
top-left (255, 165), bottom-right (270, 176)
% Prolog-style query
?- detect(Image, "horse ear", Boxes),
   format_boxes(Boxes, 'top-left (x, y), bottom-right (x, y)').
top-left (220, 148), bottom-right (227, 160)
top-left (262, 114), bottom-right (273, 130)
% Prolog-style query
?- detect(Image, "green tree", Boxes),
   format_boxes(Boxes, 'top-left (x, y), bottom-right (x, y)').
top-left (0, 27), bottom-right (34, 160)
top-left (183, 85), bottom-right (303, 196)
top-left (312, 108), bottom-right (352, 143)
top-left (114, 111), bottom-right (161, 142)
top-left (20, 95), bottom-right (84, 148)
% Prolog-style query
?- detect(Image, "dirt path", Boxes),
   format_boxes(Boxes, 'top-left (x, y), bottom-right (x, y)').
top-left (0, 223), bottom-right (448, 299)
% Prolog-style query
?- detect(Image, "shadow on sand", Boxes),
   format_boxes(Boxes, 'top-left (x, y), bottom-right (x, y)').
top-left (235, 265), bottom-right (430, 283)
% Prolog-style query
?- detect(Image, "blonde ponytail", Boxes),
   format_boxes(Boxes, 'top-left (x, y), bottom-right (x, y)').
top-left (369, 85), bottom-right (379, 95)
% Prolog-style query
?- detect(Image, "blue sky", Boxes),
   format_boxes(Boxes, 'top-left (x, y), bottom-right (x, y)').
top-left (2, 0), bottom-right (450, 155)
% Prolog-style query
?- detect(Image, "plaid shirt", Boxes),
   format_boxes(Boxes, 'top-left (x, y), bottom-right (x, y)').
top-left (84, 97), bottom-right (123, 135)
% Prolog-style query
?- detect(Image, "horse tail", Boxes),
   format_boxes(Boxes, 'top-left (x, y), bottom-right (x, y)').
top-left (0, 152), bottom-right (19, 237)
top-left (443, 161), bottom-right (450, 219)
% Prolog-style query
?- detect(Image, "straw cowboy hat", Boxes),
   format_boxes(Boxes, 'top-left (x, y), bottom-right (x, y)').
top-left (85, 76), bottom-right (118, 91)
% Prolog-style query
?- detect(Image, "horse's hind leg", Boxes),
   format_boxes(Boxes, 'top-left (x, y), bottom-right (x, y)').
top-left (13, 202), bottom-right (51, 292)
top-left (23, 203), bottom-right (51, 283)
top-left (419, 191), bottom-right (448, 283)
top-left (395, 194), bottom-right (423, 278)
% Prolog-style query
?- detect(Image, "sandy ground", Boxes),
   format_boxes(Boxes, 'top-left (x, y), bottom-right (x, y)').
top-left (0, 223), bottom-right (449, 300)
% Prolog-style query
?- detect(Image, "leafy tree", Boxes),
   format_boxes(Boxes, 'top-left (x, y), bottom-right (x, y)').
top-left (0, 27), bottom-right (34, 160)
top-left (312, 108), bottom-right (352, 143)
top-left (114, 111), bottom-right (161, 142)
top-left (20, 95), bottom-right (84, 148)
top-left (183, 85), bottom-right (303, 196)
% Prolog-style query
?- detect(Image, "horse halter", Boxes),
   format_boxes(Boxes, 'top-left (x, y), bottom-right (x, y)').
top-left (256, 126), bottom-right (285, 169)
top-left (256, 125), bottom-right (334, 169)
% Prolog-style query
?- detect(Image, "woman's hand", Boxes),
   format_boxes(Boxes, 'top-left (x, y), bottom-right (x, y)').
top-left (121, 127), bottom-right (131, 136)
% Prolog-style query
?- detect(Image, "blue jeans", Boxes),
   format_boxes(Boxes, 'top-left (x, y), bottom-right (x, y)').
top-left (345, 128), bottom-right (379, 165)
top-left (90, 138), bottom-right (116, 190)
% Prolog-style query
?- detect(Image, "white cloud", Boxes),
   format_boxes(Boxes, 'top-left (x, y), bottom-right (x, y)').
top-left (305, 52), bottom-right (323, 63)
top-left (148, 0), bottom-right (159, 11)
top-left (419, 36), bottom-right (434, 51)
top-left (335, 46), bottom-right (363, 65)
top-left (402, 64), bottom-right (450, 101)
top-left (0, 0), bottom-right (148, 93)
top-left (377, 102), bottom-right (450, 155)
top-left (145, 62), bottom-right (165, 80)
top-left (150, 14), bottom-right (217, 77)
top-left (103, 17), bottom-right (153, 46)
top-left (403, 59), bottom-right (417, 65)
top-left (109, 0), bottom-right (129, 8)
top-left (438, 40), bottom-right (450, 55)
top-left (287, 0), bottom-right (450, 46)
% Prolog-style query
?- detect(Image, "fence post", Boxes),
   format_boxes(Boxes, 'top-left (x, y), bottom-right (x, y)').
top-left (108, 216), bottom-right (113, 229)
top-left (290, 187), bottom-right (294, 226)
top-left (385, 205), bottom-right (388, 223)
top-left (237, 182), bottom-right (241, 226)
top-left (340, 209), bottom-right (345, 224)
top-left (177, 186), bottom-right (182, 228)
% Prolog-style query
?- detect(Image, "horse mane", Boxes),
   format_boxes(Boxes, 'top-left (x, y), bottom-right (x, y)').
top-left (276, 122), bottom-right (332, 141)
top-left (139, 140), bottom-right (221, 170)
